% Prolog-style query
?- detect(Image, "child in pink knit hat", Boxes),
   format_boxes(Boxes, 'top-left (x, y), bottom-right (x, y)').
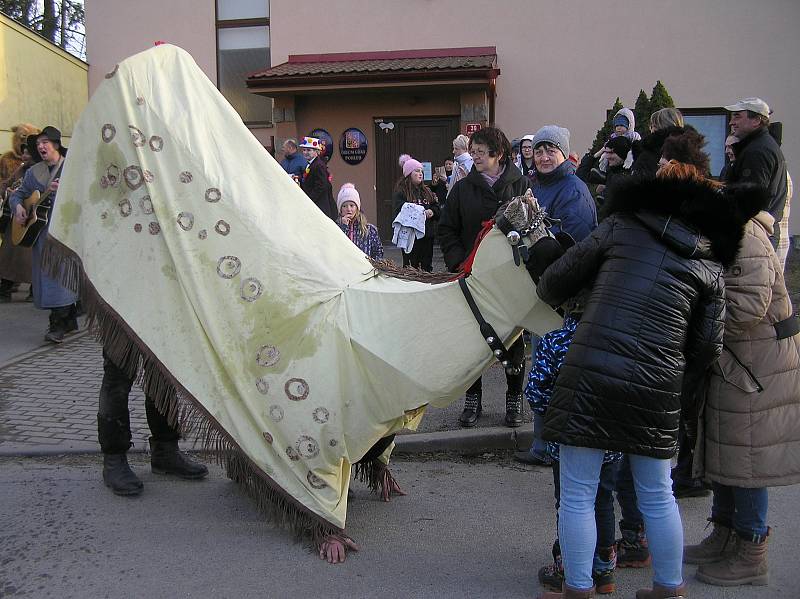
top-left (336, 183), bottom-right (383, 260)
top-left (393, 154), bottom-right (439, 271)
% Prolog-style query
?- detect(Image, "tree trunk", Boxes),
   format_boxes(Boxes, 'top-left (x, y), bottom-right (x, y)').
top-left (41, 0), bottom-right (58, 42)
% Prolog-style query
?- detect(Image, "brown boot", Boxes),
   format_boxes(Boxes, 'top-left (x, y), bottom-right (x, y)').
top-left (635, 582), bottom-right (688, 598)
top-left (537, 585), bottom-right (595, 599)
top-left (696, 533), bottom-right (769, 587)
top-left (683, 521), bottom-right (737, 564)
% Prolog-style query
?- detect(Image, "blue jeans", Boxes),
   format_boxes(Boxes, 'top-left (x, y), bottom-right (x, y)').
top-left (711, 483), bottom-right (769, 541)
top-left (559, 445), bottom-right (684, 590)
top-left (528, 412), bottom-right (549, 460)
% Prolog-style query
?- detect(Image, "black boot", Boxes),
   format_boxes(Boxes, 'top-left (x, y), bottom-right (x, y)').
top-left (150, 438), bottom-right (209, 479)
top-left (458, 392), bottom-right (482, 427)
top-left (505, 392), bottom-right (523, 427)
top-left (44, 307), bottom-right (69, 343)
top-left (103, 453), bottom-right (143, 496)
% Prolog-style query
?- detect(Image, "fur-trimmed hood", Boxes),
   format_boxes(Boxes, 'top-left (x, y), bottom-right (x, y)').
top-left (602, 175), bottom-right (767, 267)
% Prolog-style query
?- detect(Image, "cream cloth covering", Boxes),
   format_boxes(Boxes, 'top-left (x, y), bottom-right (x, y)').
top-left (50, 45), bottom-right (562, 533)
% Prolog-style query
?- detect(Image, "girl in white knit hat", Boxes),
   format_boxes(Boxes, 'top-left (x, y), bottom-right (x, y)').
top-left (336, 183), bottom-right (384, 260)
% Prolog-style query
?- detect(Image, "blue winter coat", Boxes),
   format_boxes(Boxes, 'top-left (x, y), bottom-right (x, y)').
top-left (532, 161), bottom-right (597, 242)
top-left (9, 160), bottom-right (77, 309)
top-left (280, 152), bottom-right (307, 179)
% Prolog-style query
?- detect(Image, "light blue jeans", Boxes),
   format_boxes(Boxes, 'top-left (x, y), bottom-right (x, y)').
top-left (559, 445), bottom-right (684, 590)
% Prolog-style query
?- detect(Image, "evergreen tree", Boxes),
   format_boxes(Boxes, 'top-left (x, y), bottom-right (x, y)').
top-left (633, 89), bottom-right (650, 137)
top-left (649, 80), bottom-right (676, 114)
top-left (590, 97), bottom-right (623, 154)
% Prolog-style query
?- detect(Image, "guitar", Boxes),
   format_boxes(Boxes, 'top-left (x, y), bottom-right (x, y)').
top-left (10, 186), bottom-right (56, 247)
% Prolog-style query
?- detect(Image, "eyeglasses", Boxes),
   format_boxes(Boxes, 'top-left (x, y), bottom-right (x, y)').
top-left (469, 149), bottom-right (490, 158)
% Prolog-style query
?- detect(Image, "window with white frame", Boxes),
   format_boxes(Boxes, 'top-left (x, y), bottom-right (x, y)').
top-left (216, 0), bottom-right (272, 125)
top-left (680, 109), bottom-right (728, 179)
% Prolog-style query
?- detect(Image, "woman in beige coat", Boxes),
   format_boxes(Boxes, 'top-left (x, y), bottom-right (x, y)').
top-left (687, 201), bottom-right (800, 588)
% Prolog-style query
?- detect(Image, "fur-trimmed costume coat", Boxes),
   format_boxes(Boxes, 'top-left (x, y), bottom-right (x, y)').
top-left (538, 176), bottom-right (762, 459)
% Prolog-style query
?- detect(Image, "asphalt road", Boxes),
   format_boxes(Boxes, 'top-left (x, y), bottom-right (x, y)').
top-left (1, 454), bottom-right (798, 599)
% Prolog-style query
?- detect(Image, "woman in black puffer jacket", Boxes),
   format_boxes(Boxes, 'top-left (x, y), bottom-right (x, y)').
top-left (534, 161), bottom-right (762, 599)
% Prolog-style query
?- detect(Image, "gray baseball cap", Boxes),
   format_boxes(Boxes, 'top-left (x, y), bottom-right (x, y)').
top-left (724, 97), bottom-right (771, 117)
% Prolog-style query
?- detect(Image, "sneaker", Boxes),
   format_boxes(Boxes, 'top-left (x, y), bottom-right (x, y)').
top-left (513, 450), bottom-right (552, 466)
top-left (616, 529), bottom-right (651, 568)
top-left (538, 563), bottom-right (563, 592)
top-left (44, 326), bottom-right (66, 343)
top-left (593, 568), bottom-right (616, 594)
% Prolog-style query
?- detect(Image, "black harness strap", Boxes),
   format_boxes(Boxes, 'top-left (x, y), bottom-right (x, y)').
top-left (458, 277), bottom-right (524, 375)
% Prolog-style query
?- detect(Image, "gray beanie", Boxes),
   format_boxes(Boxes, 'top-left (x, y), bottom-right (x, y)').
top-left (532, 125), bottom-right (570, 159)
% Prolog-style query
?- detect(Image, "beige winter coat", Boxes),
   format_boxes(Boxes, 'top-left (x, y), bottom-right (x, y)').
top-left (696, 211), bottom-right (800, 488)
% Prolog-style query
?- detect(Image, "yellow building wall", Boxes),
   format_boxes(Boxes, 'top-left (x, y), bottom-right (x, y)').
top-left (0, 12), bottom-right (88, 154)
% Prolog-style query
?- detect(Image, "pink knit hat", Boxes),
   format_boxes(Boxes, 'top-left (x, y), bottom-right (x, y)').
top-left (336, 183), bottom-right (361, 212)
top-left (398, 154), bottom-right (423, 178)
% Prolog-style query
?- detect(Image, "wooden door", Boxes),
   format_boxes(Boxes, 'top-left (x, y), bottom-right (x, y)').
top-left (374, 116), bottom-right (460, 240)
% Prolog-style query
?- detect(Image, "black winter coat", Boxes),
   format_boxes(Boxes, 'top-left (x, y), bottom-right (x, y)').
top-left (538, 176), bottom-right (761, 458)
top-left (392, 185), bottom-right (441, 240)
top-left (301, 158), bottom-right (337, 220)
top-left (438, 162), bottom-right (529, 272)
top-left (727, 127), bottom-right (787, 229)
top-left (630, 125), bottom-right (686, 177)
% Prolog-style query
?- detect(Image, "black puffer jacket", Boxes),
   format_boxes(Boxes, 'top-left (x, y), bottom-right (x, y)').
top-left (438, 162), bottom-right (529, 271)
top-left (631, 126), bottom-right (686, 177)
top-left (538, 175), bottom-right (762, 458)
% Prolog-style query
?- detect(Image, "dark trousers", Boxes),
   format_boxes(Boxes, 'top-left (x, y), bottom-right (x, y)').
top-left (466, 336), bottom-right (526, 396)
top-left (402, 235), bottom-right (434, 272)
top-left (97, 350), bottom-right (179, 454)
top-left (616, 454), bottom-right (644, 532)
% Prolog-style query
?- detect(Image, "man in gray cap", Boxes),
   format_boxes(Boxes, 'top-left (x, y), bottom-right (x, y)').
top-left (724, 97), bottom-right (788, 254)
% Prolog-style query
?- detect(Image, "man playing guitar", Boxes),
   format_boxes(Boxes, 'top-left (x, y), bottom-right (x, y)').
top-left (9, 126), bottom-right (78, 343)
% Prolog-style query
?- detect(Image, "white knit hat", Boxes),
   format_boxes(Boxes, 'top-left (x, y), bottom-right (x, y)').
top-left (336, 183), bottom-right (361, 212)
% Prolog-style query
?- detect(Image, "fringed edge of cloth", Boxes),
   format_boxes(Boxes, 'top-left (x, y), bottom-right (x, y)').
top-left (352, 459), bottom-right (400, 499)
top-left (368, 257), bottom-right (461, 284)
top-left (40, 235), bottom-right (343, 547)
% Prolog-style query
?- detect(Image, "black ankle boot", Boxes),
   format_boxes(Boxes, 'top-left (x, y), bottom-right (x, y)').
top-left (150, 438), bottom-right (209, 479)
top-left (504, 392), bottom-right (523, 427)
top-left (103, 453), bottom-right (143, 496)
top-left (458, 393), bottom-right (482, 427)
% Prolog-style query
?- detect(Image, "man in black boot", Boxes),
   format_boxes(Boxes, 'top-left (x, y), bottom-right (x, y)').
top-left (98, 350), bottom-right (208, 496)
top-left (44, 303), bottom-right (78, 343)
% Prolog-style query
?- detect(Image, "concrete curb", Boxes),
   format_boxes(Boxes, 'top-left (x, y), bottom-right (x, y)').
top-left (0, 427), bottom-right (534, 458)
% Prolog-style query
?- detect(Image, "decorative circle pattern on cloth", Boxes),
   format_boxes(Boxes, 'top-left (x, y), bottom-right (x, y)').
top-left (262, 431), bottom-right (273, 444)
top-left (140, 196), bottom-right (154, 215)
top-left (176, 212), bottom-right (194, 231)
top-left (284, 378), bottom-right (309, 401)
top-left (296, 435), bottom-right (320, 459)
top-left (329, 439), bottom-right (338, 447)
top-left (148, 222), bottom-right (161, 235)
top-left (100, 176), bottom-right (109, 189)
top-left (269, 405), bottom-right (284, 422)
top-left (255, 377), bottom-right (269, 395)
top-left (205, 188), bottom-right (221, 203)
top-left (100, 211), bottom-right (108, 220)
top-left (240, 278), bottom-right (263, 302)
top-left (307, 471), bottom-right (328, 489)
top-left (149, 136), bottom-right (164, 152)
top-left (101, 124), bottom-right (116, 143)
top-left (179, 171), bottom-right (193, 183)
top-left (285, 446), bottom-right (300, 461)
top-left (134, 223), bottom-right (142, 233)
top-left (214, 220), bottom-right (230, 236)
top-left (123, 165), bottom-right (144, 190)
top-left (106, 165), bottom-right (120, 187)
top-left (256, 344), bottom-right (280, 367)
top-left (216, 256), bottom-right (241, 279)
top-left (312, 407), bottom-right (329, 424)
top-left (105, 64), bottom-right (118, 79)
top-left (119, 198), bottom-right (132, 217)
top-left (143, 169), bottom-right (154, 183)
top-left (198, 229), bottom-right (207, 240)
top-left (136, 96), bottom-right (145, 106)
top-left (129, 126), bottom-right (146, 147)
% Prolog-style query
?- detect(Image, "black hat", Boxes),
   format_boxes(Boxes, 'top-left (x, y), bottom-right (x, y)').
top-left (25, 135), bottom-right (43, 163)
top-left (606, 136), bottom-right (631, 160)
top-left (36, 126), bottom-right (67, 155)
